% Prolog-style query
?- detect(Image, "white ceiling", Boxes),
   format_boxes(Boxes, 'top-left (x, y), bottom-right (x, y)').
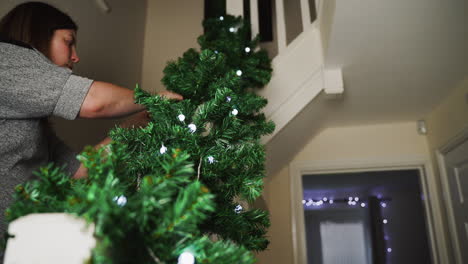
top-left (323, 0), bottom-right (468, 126)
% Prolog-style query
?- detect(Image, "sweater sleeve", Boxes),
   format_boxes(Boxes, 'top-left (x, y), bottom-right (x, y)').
top-left (0, 43), bottom-right (93, 120)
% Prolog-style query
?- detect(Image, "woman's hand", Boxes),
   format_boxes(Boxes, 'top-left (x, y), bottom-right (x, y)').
top-left (119, 110), bottom-right (151, 129)
top-left (158, 91), bottom-right (183, 100)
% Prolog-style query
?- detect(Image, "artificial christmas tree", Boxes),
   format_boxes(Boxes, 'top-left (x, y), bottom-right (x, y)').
top-left (3, 14), bottom-right (274, 263)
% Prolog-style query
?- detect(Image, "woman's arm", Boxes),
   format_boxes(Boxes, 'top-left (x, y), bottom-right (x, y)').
top-left (79, 81), bottom-right (182, 119)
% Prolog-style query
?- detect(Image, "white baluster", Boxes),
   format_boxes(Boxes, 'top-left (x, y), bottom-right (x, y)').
top-left (275, 0), bottom-right (287, 52)
top-left (250, 0), bottom-right (260, 38)
top-left (226, 0), bottom-right (244, 17)
top-left (300, 0), bottom-right (313, 30)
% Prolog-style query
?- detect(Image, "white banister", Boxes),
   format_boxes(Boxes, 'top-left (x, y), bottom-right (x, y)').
top-left (250, 0), bottom-right (260, 38)
top-left (226, 0), bottom-right (244, 17)
top-left (275, 0), bottom-right (287, 52)
top-left (300, 0), bottom-right (312, 30)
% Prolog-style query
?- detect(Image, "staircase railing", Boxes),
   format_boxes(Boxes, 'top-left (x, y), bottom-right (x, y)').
top-left (227, 0), bottom-right (341, 143)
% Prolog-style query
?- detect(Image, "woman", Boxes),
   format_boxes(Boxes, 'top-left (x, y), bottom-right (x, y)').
top-left (0, 2), bottom-right (182, 242)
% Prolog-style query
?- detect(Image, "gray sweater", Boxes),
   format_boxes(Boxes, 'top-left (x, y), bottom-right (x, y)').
top-left (0, 40), bottom-right (93, 245)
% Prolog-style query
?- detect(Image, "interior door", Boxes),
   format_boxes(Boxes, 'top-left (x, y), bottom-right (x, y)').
top-left (444, 137), bottom-right (468, 263)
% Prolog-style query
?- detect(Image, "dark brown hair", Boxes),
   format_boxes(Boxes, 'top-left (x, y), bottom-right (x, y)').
top-left (0, 2), bottom-right (77, 57)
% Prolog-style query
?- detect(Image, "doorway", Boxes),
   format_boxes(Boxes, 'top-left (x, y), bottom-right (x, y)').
top-left (437, 127), bottom-right (468, 264)
top-left (301, 170), bottom-right (432, 264)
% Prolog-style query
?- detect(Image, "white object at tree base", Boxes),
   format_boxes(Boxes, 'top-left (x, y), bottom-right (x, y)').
top-left (4, 213), bottom-right (96, 264)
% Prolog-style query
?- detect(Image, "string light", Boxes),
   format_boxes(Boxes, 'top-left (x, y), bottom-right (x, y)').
top-left (219, 16), bottom-right (224, 21)
top-left (160, 144), bottom-right (167, 154)
top-left (245, 47), bottom-right (251, 53)
top-left (178, 114), bottom-right (186, 122)
top-left (188, 124), bottom-right (197, 133)
top-left (113, 195), bottom-right (127, 207)
top-left (231, 109), bottom-right (238, 116)
top-left (302, 196), bottom-right (391, 210)
top-left (236, 70), bottom-right (243, 76)
top-left (207, 156), bottom-right (215, 164)
top-left (234, 204), bottom-right (243, 214)
top-left (178, 252), bottom-right (195, 264)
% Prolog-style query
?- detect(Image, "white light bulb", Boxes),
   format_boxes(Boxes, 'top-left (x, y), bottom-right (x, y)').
top-left (178, 114), bottom-right (186, 122)
top-left (207, 156), bottom-right (215, 164)
top-left (215, 50), bottom-right (219, 54)
top-left (219, 16), bottom-right (224, 21)
top-left (348, 197), bottom-right (353, 201)
top-left (226, 96), bottom-right (232, 102)
top-left (383, 219), bottom-right (388, 224)
top-left (361, 203), bottom-right (366, 207)
top-left (354, 197), bottom-right (359, 202)
top-left (160, 144), bottom-right (167, 154)
top-left (329, 199), bottom-right (334, 204)
top-left (188, 124), bottom-right (197, 133)
top-left (323, 197), bottom-right (328, 202)
top-left (245, 47), bottom-right (251, 53)
top-left (381, 202), bottom-right (387, 208)
top-left (236, 70), bottom-right (243, 76)
top-left (229, 27), bottom-right (235, 32)
top-left (113, 195), bottom-right (127, 207)
top-left (178, 251), bottom-right (195, 264)
top-left (387, 248), bottom-right (392, 253)
top-left (231, 109), bottom-right (238, 116)
top-left (235, 204), bottom-right (243, 213)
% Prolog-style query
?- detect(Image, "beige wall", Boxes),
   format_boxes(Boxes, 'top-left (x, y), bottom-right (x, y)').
top-left (257, 122), bottom-right (432, 264)
top-left (425, 78), bottom-right (468, 153)
top-left (141, 0), bottom-right (204, 93)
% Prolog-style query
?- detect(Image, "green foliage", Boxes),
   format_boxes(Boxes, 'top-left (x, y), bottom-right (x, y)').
top-left (6, 14), bottom-right (274, 262)
top-left (7, 146), bottom-right (253, 263)
top-left (159, 15), bottom-right (275, 251)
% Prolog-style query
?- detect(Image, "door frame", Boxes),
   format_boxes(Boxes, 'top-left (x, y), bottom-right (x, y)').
top-left (290, 156), bottom-right (442, 264)
top-left (436, 125), bottom-right (468, 264)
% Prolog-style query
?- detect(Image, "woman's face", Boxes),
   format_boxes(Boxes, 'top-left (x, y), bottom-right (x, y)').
top-left (48, 29), bottom-right (80, 70)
